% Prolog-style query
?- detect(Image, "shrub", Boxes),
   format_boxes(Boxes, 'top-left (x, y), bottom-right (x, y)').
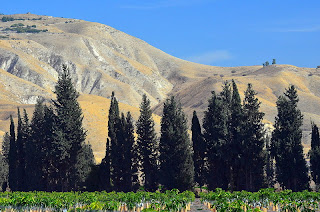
top-left (2, 16), bottom-right (14, 22)
top-left (11, 23), bottom-right (24, 27)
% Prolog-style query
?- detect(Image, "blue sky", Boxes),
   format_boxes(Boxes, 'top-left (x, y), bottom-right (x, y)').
top-left (1, 0), bottom-right (320, 67)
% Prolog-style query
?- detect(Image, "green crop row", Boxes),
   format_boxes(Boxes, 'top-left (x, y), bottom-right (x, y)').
top-left (0, 189), bottom-right (195, 212)
top-left (200, 188), bottom-right (320, 212)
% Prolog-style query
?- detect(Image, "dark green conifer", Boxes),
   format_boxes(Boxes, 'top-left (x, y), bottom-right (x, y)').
top-left (75, 143), bottom-right (95, 190)
top-left (52, 65), bottom-right (91, 191)
top-left (191, 111), bottom-right (206, 190)
top-left (228, 80), bottom-right (243, 191)
top-left (15, 108), bottom-right (25, 190)
top-left (242, 83), bottom-right (266, 191)
top-left (0, 133), bottom-right (9, 191)
top-left (309, 122), bottom-right (320, 190)
top-left (265, 135), bottom-right (275, 188)
top-left (159, 96), bottom-right (194, 191)
top-left (108, 92), bottom-right (122, 191)
top-left (271, 85), bottom-right (309, 191)
top-left (42, 105), bottom-right (59, 191)
top-left (136, 94), bottom-right (159, 191)
top-left (27, 100), bottom-right (46, 190)
top-left (2, 132), bottom-right (10, 163)
top-left (203, 91), bottom-right (229, 190)
top-left (123, 112), bottom-right (139, 191)
top-left (99, 138), bottom-right (111, 191)
top-left (8, 115), bottom-right (17, 191)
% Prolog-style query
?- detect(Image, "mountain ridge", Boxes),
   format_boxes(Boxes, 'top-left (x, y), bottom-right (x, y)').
top-left (0, 13), bottom-right (319, 161)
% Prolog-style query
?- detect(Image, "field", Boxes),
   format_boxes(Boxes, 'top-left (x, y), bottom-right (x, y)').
top-left (201, 188), bottom-right (320, 212)
top-left (0, 190), bottom-right (194, 212)
top-left (1, 189), bottom-right (320, 211)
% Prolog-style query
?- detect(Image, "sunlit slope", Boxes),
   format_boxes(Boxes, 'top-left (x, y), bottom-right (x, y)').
top-left (0, 14), bottom-right (319, 158)
top-left (78, 94), bottom-right (161, 163)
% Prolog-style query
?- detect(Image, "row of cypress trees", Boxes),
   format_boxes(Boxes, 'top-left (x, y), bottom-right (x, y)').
top-left (192, 82), bottom-right (311, 192)
top-left (4, 65), bottom-right (95, 191)
top-left (192, 80), bottom-right (266, 192)
top-left (96, 80), bottom-right (312, 192)
top-left (96, 94), bottom-right (194, 192)
top-left (0, 64), bottom-right (316, 192)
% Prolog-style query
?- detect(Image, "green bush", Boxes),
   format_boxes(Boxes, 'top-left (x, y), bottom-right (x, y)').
top-left (11, 23), bottom-right (24, 27)
top-left (1, 16), bottom-right (14, 22)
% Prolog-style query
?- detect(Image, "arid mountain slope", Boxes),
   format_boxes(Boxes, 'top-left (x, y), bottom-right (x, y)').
top-left (0, 14), bottom-right (319, 160)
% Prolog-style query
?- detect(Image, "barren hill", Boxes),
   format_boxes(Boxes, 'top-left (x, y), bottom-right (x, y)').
top-left (0, 13), bottom-right (319, 161)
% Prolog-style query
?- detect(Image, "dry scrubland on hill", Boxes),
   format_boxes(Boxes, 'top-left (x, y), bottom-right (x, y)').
top-left (0, 13), bottom-right (319, 160)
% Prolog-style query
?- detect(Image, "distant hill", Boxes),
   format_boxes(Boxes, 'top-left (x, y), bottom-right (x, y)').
top-left (0, 13), bottom-right (319, 161)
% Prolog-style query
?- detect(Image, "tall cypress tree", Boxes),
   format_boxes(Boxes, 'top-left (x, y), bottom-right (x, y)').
top-left (136, 94), bottom-right (159, 192)
top-left (99, 138), bottom-right (111, 191)
top-left (27, 99), bottom-right (49, 191)
top-left (108, 92), bottom-right (122, 191)
top-left (123, 112), bottom-right (139, 192)
top-left (159, 96), bottom-right (194, 191)
top-left (242, 83), bottom-right (266, 191)
top-left (15, 108), bottom-right (26, 191)
top-left (228, 80), bottom-right (244, 191)
top-left (42, 105), bottom-right (59, 191)
top-left (75, 142), bottom-right (95, 190)
top-left (309, 122), bottom-right (320, 190)
top-left (203, 91), bottom-right (229, 190)
top-left (8, 115), bottom-right (17, 191)
top-left (271, 85), bottom-right (309, 191)
top-left (53, 65), bottom-right (91, 191)
top-left (2, 132), bottom-right (10, 163)
top-left (0, 133), bottom-right (10, 191)
top-left (265, 135), bottom-right (275, 188)
top-left (192, 111), bottom-right (206, 190)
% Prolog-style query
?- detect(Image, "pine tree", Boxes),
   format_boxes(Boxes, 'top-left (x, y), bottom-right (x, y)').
top-left (8, 115), bottom-right (17, 191)
top-left (52, 65), bottom-right (92, 191)
top-left (309, 122), bottom-right (320, 190)
top-left (265, 135), bottom-right (275, 188)
top-left (159, 96), bottom-right (194, 191)
top-left (311, 122), bottom-right (320, 149)
top-left (15, 108), bottom-right (31, 191)
top-left (136, 94), bottom-right (159, 191)
top-left (203, 91), bottom-right (229, 190)
top-left (123, 112), bottom-right (139, 192)
top-left (108, 92), bottom-right (122, 191)
top-left (0, 153), bottom-right (8, 191)
top-left (99, 138), bottom-right (111, 191)
top-left (271, 85), bottom-right (309, 191)
top-left (27, 99), bottom-right (47, 191)
top-left (76, 143), bottom-right (95, 191)
top-left (242, 83), bottom-right (266, 191)
top-left (15, 108), bottom-right (25, 190)
top-left (229, 80), bottom-right (243, 191)
top-left (2, 132), bottom-right (10, 163)
top-left (42, 105), bottom-right (59, 191)
top-left (0, 133), bottom-right (9, 191)
top-left (191, 111), bottom-right (206, 190)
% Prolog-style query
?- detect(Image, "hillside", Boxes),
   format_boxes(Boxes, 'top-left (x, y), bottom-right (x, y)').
top-left (0, 13), bottom-right (319, 160)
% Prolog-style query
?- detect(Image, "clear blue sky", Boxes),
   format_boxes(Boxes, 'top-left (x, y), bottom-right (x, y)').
top-left (1, 0), bottom-right (320, 67)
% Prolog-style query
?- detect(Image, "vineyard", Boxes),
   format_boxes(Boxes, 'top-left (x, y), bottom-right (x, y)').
top-left (201, 188), bottom-right (320, 212)
top-left (0, 189), bottom-right (194, 212)
top-left (1, 189), bottom-right (320, 211)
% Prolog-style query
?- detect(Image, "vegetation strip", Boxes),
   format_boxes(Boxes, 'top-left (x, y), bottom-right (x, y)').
top-left (0, 190), bottom-right (195, 211)
top-left (201, 188), bottom-right (320, 212)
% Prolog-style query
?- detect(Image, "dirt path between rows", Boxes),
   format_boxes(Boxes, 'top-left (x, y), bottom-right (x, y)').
top-left (190, 198), bottom-right (211, 212)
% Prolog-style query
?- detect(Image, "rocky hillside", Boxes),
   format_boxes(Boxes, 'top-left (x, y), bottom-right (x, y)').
top-left (0, 13), bottom-right (319, 161)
